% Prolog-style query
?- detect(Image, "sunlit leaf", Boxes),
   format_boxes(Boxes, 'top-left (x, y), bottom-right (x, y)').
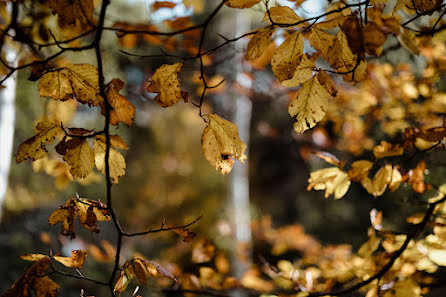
top-left (147, 62), bottom-right (184, 107)
top-left (307, 167), bottom-right (351, 199)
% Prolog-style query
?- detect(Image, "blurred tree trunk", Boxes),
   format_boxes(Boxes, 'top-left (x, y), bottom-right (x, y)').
top-left (218, 8), bottom-right (253, 278)
top-left (0, 3), bottom-right (18, 220)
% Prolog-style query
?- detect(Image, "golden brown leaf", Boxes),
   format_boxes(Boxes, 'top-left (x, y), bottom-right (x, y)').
top-left (103, 78), bottom-right (135, 126)
top-left (62, 138), bottom-right (95, 179)
top-left (133, 258), bottom-right (149, 285)
top-left (147, 62), bottom-right (184, 107)
top-left (363, 22), bottom-right (387, 56)
top-left (53, 250), bottom-right (87, 268)
top-left (225, 0), bottom-right (261, 8)
top-left (76, 198), bottom-right (111, 232)
top-left (38, 64), bottom-right (102, 106)
top-left (271, 31), bottom-right (304, 83)
top-left (348, 160), bottom-right (373, 181)
top-left (246, 27), bottom-right (275, 60)
top-left (96, 134), bottom-right (129, 150)
top-left (340, 16), bottom-right (364, 56)
top-left (328, 31), bottom-right (357, 73)
top-left (16, 121), bottom-right (62, 163)
top-left (398, 29), bottom-right (420, 55)
top-left (114, 262), bottom-right (134, 294)
top-left (201, 114), bottom-right (247, 175)
top-left (280, 54), bottom-right (315, 88)
top-left (307, 167), bottom-right (351, 199)
top-left (48, 199), bottom-right (78, 238)
top-left (373, 141), bottom-right (404, 159)
top-left (306, 25), bottom-right (335, 60)
top-left (262, 6), bottom-right (303, 25)
top-left (408, 161), bottom-right (427, 194)
top-left (94, 137), bottom-right (126, 183)
top-left (288, 74), bottom-right (331, 134)
top-left (361, 165), bottom-right (393, 197)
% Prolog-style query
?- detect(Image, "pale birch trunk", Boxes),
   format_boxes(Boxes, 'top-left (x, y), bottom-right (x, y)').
top-left (218, 8), bottom-right (253, 278)
top-left (0, 3), bottom-right (18, 220)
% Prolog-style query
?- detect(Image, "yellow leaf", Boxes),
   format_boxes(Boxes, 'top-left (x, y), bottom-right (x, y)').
top-left (21, 254), bottom-right (48, 262)
top-left (348, 160), bottom-right (373, 181)
top-left (94, 137), bottom-right (126, 183)
top-left (279, 55), bottom-right (315, 88)
top-left (398, 29), bottom-right (420, 55)
top-left (383, 278), bottom-right (421, 297)
top-left (306, 26), bottom-right (335, 60)
top-left (361, 165), bottom-right (393, 197)
top-left (16, 121), bottom-right (62, 163)
top-left (262, 6), bottom-right (303, 25)
top-left (114, 262), bottom-right (134, 293)
top-left (147, 62), bottom-right (184, 107)
top-left (76, 198), bottom-right (111, 232)
top-left (96, 134), bottom-right (129, 150)
top-left (103, 78), bottom-right (136, 126)
top-left (201, 114), bottom-right (247, 175)
top-left (38, 64), bottom-right (103, 106)
top-left (373, 141), bottom-right (404, 159)
top-left (53, 250), bottom-right (87, 268)
top-left (428, 249), bottom-right (446, 266)
top-left (62, 138), bottom-right (95, 179)
top-left (271, 32), bottom-right (304, 83)
top-left (225, 0), bottom-right (261, 8)
top-left (388, 167), bottom-right (403, 192)
top-left (307, 167), bottom-right (351, 199)
top-left (288, 74), bottom-right (330, 134)
top-left (246, 27), bottom-right (275, 60)
top-left (328, 31), bottom-right (357, 73)
top-left (48, 199), bottom-right (78, 238)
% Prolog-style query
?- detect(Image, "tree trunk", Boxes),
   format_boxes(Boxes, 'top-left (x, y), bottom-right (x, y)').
top-left (0, 3), bottom-right (18, 220)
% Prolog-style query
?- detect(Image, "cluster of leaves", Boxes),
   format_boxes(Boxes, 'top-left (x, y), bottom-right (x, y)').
top-left (1, 0), bottom-right (446, 296)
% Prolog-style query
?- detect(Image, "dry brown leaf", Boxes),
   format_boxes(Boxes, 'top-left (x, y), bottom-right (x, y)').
top-left (271, 31), bottom-right (304, 83)
top-left (62, 138), bottom-right (95, 179)
top-left (53, 250), bottom-right (87, 268)
top-left (225, 0), bottom-right (261, 8)
top-left (47, 0), bottom-right (93, 25)
top-left (48, 199), bottom-right (78, 238)
top-left (289, 74), bottom-right (331, 134)
top-left (103, 78), bottom-right (135, 126)
top-left (246, 27), bottom-right (275, 60)
top-left (38, 64), bottom-right (102, 106)
top-left (201, 114), bottom-right (247, 175)
top-left (94, 137), bottom-right (126, 183)
top-left (262, 6), bottom-right (303, 25)
top-left (373, 141), bottom-right (404, 159)
top-left (147, 62), bottom-right (184, 107)
top-left (16, 121), bottom-right (62, 163)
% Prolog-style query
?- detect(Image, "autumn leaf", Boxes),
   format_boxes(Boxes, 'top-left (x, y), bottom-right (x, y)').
top-left (279, 54), bottom-right (315, 88)
top-left (169, 225), bottom-right (197, 243)
top-left (38, 64), bottom-right (102, 106)
top-left (271, 31), bottom-right (304, 83)
top-left (408, 161), bottom-right (427, 194)
top-left (76, 198), bottom-right (111, 232)
top-left (398, 29), bottom-right (420, 55)
top-left (3, 256), bottom-right (59, 297)
top-left (48, 198), bottom-right (78, 238)
top-left (114, 261), bottom-right (134, 294)
top-left (94, 136), bottom-right (126, 183)
top-left (147, 62), bottom-right (184, 107)
top-left (103, 78), bottom-right (136, 126)
top-left (96, 134), bottom-right (129, 150)
top-left (328, 31), bottom-right (358, 73)
top-left (201, 114), bottom-right (247, 174)
top-left (262, 6), bottom-right (303, 25)
top-left (348, 160), bottom-right (373, 181)
top-left (307, 167), bottom-right (351, 199)
top-left (373, 141), bottom-right (404, 159)
top-left (225, 0), bottom-right (261, 8)
top-left (60, 138), bottom-right (95, 179)
top-left (152, 1), bottom-right (176, 11)
top-left (133, 258), bottom-right (150, 285)
top-left (288, 73), bottom-right (331, 134)
top-left (47, 0), bottom-right (93, 25)
top-left (16, 121), bottom-right (62, 163)
top-left (361, 165), bottom-right (393, 197)
top-left (246, 27), bottom-right (275, 60)
top-left (53, 250), bottom-right (87, 268)
top-left (305, 25), bottom-right (336, 60)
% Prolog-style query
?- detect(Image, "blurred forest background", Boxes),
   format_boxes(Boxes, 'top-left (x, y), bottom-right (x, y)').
top-left (1, 0), bottom-right (445, 296)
